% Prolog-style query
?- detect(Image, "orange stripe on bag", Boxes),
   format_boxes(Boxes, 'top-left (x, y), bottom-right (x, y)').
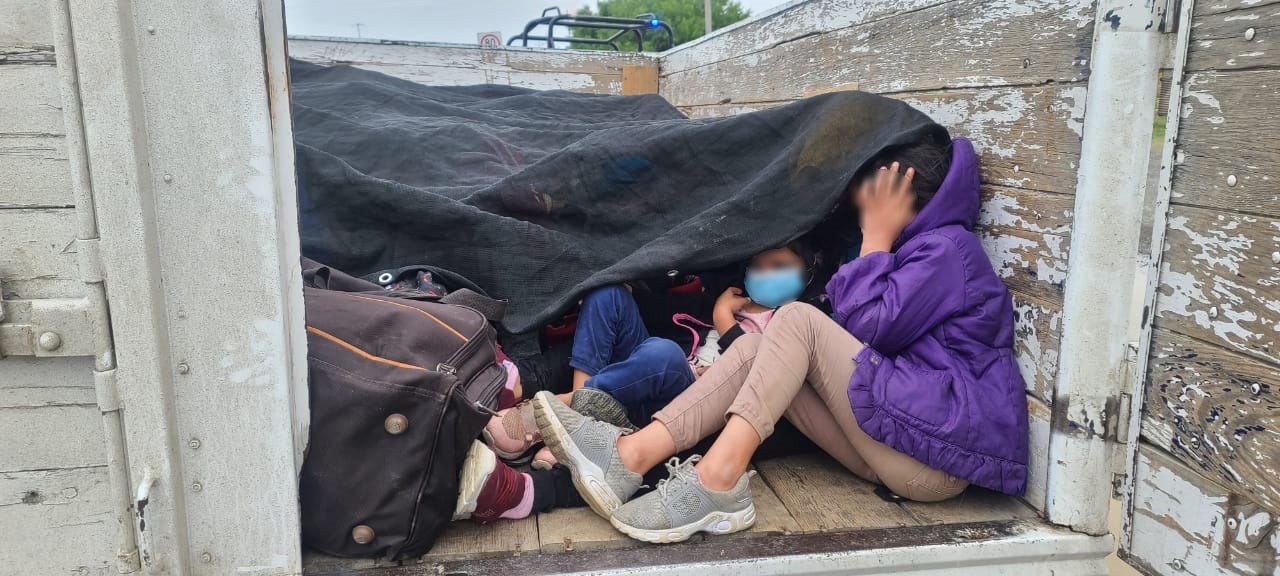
top-left (306, 326), bottom-right (427, 371)
top-left (347, 294), bottom-right (470, 342)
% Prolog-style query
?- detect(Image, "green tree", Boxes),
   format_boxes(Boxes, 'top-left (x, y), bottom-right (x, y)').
top-left (569, 0), bottom-right (749, 51)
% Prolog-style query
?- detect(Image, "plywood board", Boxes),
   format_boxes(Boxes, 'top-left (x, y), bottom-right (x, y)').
top-left (536, 506), bottom-right (638, 554)
top-left (1142, 329), bottom-right (1280, 514)
top-left (1154, 205), bottom-right (1279, 367)
top-left (426, 517), bottom-right (540, 560)
top-left (1187, 2), bottom-right (1280, 71)
top-left (621, 65), bottom-right (659, 95)
top-left (660, 0), bottom-right (1093, 107)
top-left (1127, 444), bottom-right (1279, 575)
top-left (0, 404), bottom-right (105, 472)
top-left (0, 466), bottom-right (116, 575)
top-left (1173, 70), bottom-right (1280, 218)
top-left (753, 453), bottom-right (918, 532)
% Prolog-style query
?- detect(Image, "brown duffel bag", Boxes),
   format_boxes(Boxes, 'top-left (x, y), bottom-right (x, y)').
top-left (299, 259), bottom-right (506, 559)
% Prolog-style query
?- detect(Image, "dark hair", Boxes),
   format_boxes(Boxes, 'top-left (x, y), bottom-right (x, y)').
top-left (856, 132), bottom-right (952, 211)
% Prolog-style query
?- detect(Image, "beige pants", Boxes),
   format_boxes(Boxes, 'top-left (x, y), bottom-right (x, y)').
top-left (652, 303), bottom-right (966, 503)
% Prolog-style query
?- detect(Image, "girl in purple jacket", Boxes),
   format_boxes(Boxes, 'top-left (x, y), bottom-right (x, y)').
top-left (529, 132), bottom-right (1029, 543)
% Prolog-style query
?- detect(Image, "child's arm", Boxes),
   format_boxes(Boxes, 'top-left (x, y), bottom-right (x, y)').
top-left (712, 286), bottom-right (749, 336)
top-left (827, 234), bottom-right (965, 355)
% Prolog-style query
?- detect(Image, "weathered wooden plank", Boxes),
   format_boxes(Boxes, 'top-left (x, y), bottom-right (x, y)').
top-left (0, 356), bottom-right (95, 408)
top-left (677, 85), bottom-right (1088, 195)
top-left (426, 517), bottom-right (540, 560)
top-left (1188, 1), bottom-right (1280, 71)
top-left (901, 487), bottom-right (1038, 525)
top-left (0, 134), bottom-right (71, 208)
top-left (536, 506), bottom-right (640, 554)
top-left (0, 404), bottom-right (105, 472)
top-left (0, 64), bottom-right (62, 135)
top-left (0, 208), bottom-right (83, 300)
top-left (660, 0), bottom-right (944, 75)
top-left (1174, 70), bottom-right (1280, 218)
top-left (899, 85), bottom-right (1087, 194)
top-left (289, 38), bottom-right (654, 94)
top-left (977, 224), bottom-right (1069, 304)
top-left (978, 185), bottom-right (1075, 236)
top-left (738, 464), bottom-right (802, 536)
top-left (0, 466), bottom-right (115, 576)
top-left (1010, 291), bottom-right (1063, 404)
top-left (753, 453), bottom-right (919, 532)
top-left (1154, 205), bottom-right (1279, 367)
top-left (0, 0), bottom-right (53, 47)
top-left (1025, 395), bottom-right (1052, 513)
top-left (1196, 0), bottom-right (1280, 17)
top-left (1142, 329), bottom-right (1280, 514)
top-left (659, 0), bottom-right (1093, 108)
top-left (1126, 444), bottom-right (1279, 575)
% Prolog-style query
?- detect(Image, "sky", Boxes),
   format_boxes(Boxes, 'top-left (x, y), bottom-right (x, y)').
top-left (284, 0), bottom-right (788, 45)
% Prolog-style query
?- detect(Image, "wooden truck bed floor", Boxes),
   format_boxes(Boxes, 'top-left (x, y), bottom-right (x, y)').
top-left (303, 453), bottom-right (1040, 575)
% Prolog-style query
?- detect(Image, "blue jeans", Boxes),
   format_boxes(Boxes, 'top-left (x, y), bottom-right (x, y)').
top-left (570, 285), bottom-right (696, 425)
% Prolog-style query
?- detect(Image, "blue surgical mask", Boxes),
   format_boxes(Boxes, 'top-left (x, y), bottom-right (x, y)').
top-left (744, 268), bottom-right (806, 308)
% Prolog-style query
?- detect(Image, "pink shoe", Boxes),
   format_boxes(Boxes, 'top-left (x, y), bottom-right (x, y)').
top-left (481, 401), bottom-right (541, 464)
top-left (530, 446), bottom-right (557, 470)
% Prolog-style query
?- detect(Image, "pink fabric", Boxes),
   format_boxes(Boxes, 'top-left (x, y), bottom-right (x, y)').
top-left (672, 313), bottom-right (714, 360)
top-left (734, 308), bottom-right (775, 334)
top-left (499, 473), bottom-right (535, 519)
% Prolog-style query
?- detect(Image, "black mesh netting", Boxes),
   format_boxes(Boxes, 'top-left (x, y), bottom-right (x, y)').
top-left (291, 59), bottom-right (944, 334)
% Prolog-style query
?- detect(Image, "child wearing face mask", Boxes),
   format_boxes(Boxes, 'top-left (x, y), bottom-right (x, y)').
top-left (481, 241), bottom-right (824, 469)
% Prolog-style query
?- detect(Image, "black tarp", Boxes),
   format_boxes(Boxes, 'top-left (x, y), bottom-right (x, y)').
top-left (291, 60), bottom-right (945, 334)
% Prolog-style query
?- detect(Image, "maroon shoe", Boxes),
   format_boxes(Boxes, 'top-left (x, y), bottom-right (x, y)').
top-left (469, 457), bottom-right (527, 524)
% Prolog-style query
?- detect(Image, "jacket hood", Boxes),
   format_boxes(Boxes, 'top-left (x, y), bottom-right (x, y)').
top-left (895, 137), bottom-right (980, 249)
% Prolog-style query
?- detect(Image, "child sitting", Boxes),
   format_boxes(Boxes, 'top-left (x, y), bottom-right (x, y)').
top-left (482, 242), bottom-right (824, 468)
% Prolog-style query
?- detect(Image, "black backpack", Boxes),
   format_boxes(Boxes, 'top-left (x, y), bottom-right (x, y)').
top-left (298, 259), bottom-right (506, 559)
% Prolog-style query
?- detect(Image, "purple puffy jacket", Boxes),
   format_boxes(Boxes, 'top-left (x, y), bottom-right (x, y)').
top-left (826, 137), bottom-right (1028, 495)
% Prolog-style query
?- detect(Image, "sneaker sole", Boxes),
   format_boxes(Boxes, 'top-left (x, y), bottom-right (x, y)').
top-left (452, 441), bottom-right (496, 521)
top-left (530, 458), bottom-right (554, 471)
top-left (533, 392), bottom-right (622, 519)
top-left (610, 505), bottom-right (756, 544)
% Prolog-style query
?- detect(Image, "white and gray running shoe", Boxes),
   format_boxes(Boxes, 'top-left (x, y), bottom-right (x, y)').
top-left (532, 390), bottom-right (643, 519)
top-left (610, 456), bottom-right (756, 544)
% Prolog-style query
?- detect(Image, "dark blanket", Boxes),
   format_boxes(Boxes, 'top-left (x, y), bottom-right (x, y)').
top-left (290, 59), bottom-right (945, 333)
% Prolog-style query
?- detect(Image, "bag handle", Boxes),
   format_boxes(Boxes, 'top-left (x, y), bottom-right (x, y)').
top-left (440, 288), bottom-right (508, 323)
top-left (671, 313), bottom-right (713, 360)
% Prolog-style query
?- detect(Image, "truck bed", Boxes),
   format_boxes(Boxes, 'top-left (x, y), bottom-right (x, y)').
top-left (303, 453), bottom-right (1039, 575)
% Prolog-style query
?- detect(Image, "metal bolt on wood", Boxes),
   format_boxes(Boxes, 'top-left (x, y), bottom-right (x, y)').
top-left (163, 173), bottom-right (173, 183)
top-left (200, 553), bottom-right (213, 564)
top-left (1171, 558), bottom-right (1185, 571)
top-left (37, 331), bottom-right (62, 351)
top-left (177, 362), bottom-right (190, 374)
top-left (147, 26), bottom-right (155, 35)
top-left (188, 438), bottom-right (201, 449)
top-left (1271, 251), bottom-right (1279, 264)
top-left (1245, 27), bottom-right (1256, 41)
top-left (1226, 174), bottom-right (1238, 187)
top-left (191, 481), bottom-right (202, 493)
top-left (1226, 517), bottom-right (1238, 529)
top-left (1251, 383), bottom-right (1262, 395)
top-left (1208, 306), bottom-right (1218, 318)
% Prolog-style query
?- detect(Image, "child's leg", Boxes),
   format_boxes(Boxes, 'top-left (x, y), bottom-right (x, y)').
top-left (697, 303), bottom-right (865, 489)
top-left (568, 285), bottom-right (650, 396)
top-left (582, 337), bottom-right (695, 425)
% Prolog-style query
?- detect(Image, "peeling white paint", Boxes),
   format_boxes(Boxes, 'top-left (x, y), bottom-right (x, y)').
top-left (1183, 73), bottom-right (1226, 125)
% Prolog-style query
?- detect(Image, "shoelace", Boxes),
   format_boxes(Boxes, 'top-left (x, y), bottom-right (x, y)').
top-left (655, 455), bottom-right (701, 498)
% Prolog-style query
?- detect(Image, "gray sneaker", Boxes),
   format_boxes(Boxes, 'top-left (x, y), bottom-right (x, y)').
top-left (571, 387), bottom-right (636, 431)
top-left (532, 390), bottom-right (642, 519)
top-left (610, 456), bottom-right (756, 544)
